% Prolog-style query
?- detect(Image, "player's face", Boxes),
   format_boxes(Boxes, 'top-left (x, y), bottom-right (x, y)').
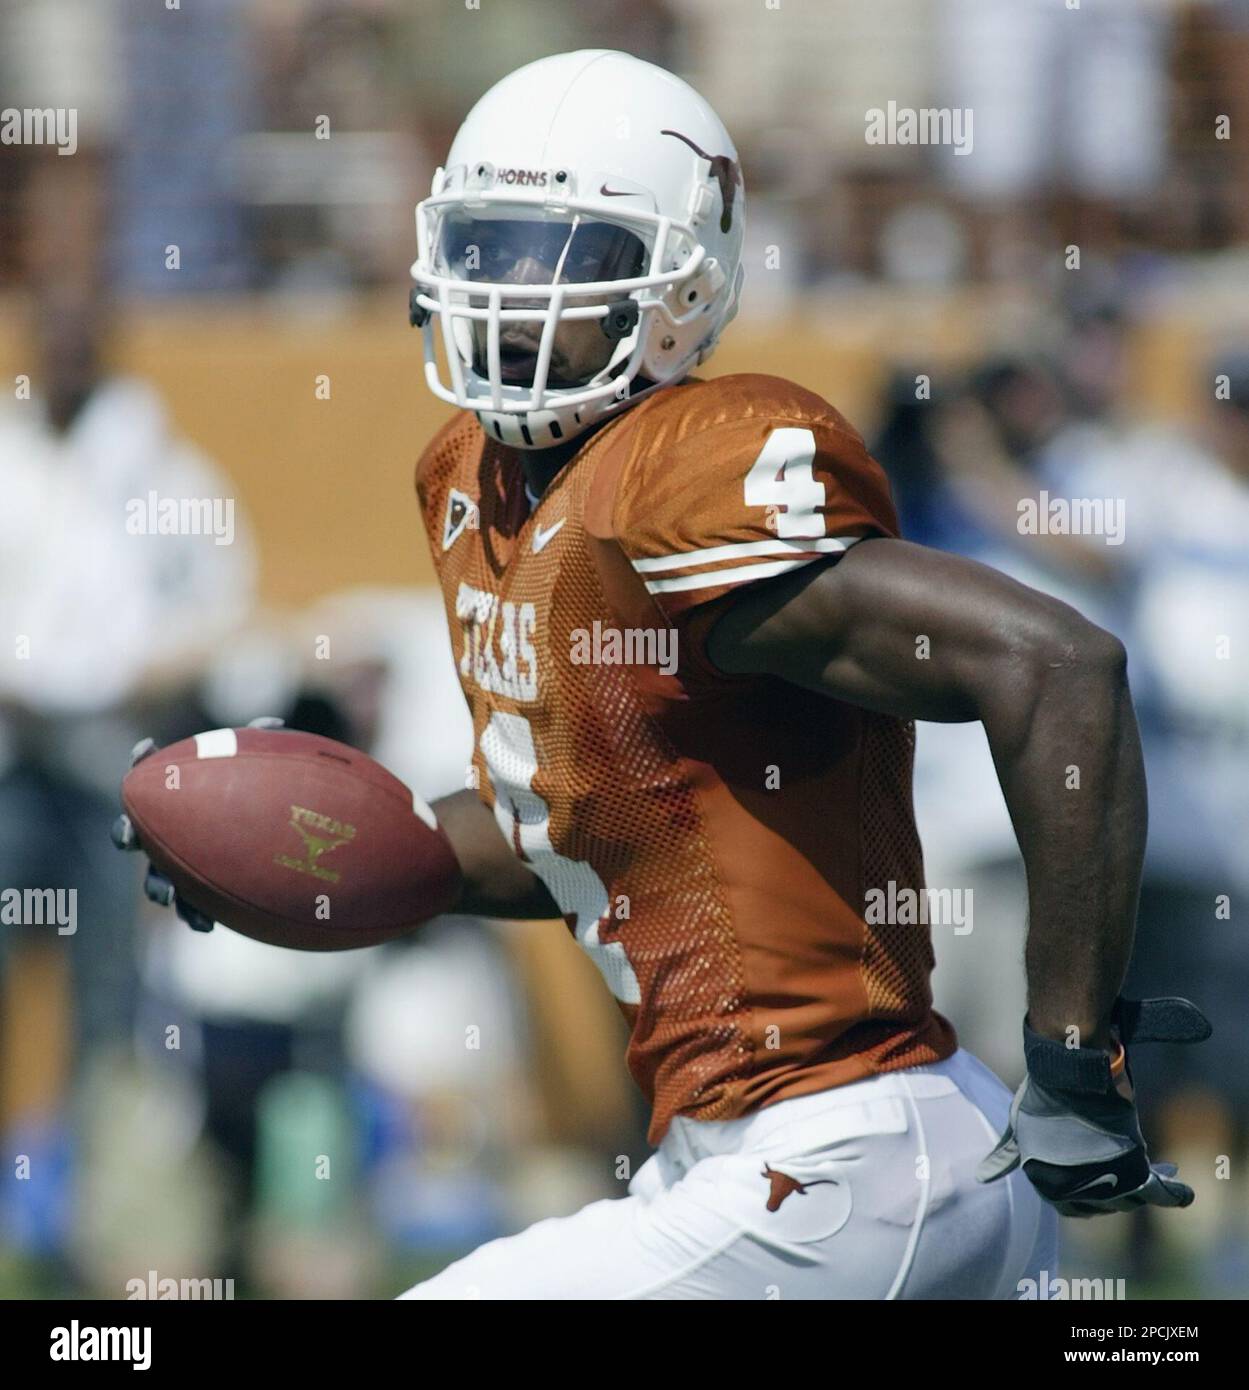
top-left (437, 213), bottom-right (646, 389)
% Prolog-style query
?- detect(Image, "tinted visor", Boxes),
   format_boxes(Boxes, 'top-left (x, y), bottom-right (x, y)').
top-left (435, 213), bottom-right (647, 388)
top-left (437, 212), bottom-right (647, 287)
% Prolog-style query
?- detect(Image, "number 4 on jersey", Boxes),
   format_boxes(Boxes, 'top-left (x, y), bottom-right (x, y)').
top-left (743, 427), bottom-right (825, 538)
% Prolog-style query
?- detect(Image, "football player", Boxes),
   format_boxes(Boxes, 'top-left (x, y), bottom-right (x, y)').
top-left (133, 49), bottom-right (1210, 1298)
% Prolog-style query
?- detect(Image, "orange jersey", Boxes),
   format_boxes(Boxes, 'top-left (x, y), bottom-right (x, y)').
top-left (415, 373), bottom-right (956, 1143)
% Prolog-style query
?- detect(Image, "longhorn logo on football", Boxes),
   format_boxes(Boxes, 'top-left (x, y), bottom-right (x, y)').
top-left (274, 805), bottom-right (357, 884)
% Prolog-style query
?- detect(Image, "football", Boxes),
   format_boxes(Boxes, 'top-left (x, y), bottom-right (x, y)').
top-left (121, 727), bottom-right (462, 950)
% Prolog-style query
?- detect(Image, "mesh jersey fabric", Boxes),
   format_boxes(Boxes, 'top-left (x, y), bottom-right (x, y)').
top-left (415, 373), bottom-right (956, 1143)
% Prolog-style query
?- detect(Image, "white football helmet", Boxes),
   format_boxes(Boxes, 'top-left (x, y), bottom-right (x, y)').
top-left (410, 49), bottom-right (745, 448)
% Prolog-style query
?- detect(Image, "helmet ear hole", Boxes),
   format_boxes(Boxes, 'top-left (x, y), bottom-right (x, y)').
top-left (600, 299), bottom-right (639, 341)
top-left (409, 287), bottom-right (431, 328)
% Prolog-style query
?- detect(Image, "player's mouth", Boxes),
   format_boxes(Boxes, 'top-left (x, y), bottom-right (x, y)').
top-left (496, 333), bottom-right (567, 384)
top-left (498, 338), bottom-right (539, 382)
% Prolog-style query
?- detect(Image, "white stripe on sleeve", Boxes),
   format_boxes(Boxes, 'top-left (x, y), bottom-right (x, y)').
top-left (643, 554), bottom-right (828, 595)
top-left (631, 535), bottom-right (861, 575)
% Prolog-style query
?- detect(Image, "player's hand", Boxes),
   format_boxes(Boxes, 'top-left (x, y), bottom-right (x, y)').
top-left (111, 717), bottom-right (287, 934)
top-left (977, 996), bottom-right (1211, 1218)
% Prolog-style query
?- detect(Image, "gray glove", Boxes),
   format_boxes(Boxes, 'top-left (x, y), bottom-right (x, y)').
top-left (977, 996), bottom-right (1212, 1218)
top-left (111, 717), bottom-right (286, 935)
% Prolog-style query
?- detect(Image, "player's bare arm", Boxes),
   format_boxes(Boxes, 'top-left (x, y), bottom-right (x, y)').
top-left (709, 535), bottom-right (1210, 1217)
top-left (706, 535), bottom-right (1141, 1052)
top-left (431, 787), bottom-right (559, 920)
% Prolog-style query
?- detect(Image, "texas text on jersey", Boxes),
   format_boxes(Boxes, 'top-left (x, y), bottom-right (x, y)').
top-left (416, 370), bottom-right (957, 1144)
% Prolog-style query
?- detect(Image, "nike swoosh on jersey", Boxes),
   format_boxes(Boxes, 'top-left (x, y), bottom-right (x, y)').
top-left (532, 518), bottom-right (567, 552)
top-left (599, 184), bottom-right (634, 197)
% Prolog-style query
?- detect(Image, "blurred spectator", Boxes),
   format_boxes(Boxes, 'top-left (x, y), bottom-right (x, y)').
top-left (114, 0), bottom-right (255, 293)
top-left (1050, 346), bottom-right (1249, 1291)
top-left (881, 348), bottom-right (1125, 1085)
top-left (937, 0), bottom-right (1173, 278)
top-left (0, 285), bottom-right (255, 1278)
top-left (0, 285), bottom-right (255, 1046)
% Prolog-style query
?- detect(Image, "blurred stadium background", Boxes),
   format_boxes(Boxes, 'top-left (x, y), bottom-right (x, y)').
top-left (1, 0), bottom-right (1247, 1299)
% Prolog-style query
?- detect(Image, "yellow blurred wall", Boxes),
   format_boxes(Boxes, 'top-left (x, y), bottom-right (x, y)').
top-left (0, 292), bottom-right (1218, 607)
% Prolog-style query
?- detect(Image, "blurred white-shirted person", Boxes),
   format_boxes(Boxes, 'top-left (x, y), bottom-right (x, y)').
top-left (0, 287), bottom-right (255, 1055)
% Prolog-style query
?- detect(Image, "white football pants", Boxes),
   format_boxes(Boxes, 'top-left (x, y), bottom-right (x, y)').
top-left (400, 1047), bottom-right (1058, 1299)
